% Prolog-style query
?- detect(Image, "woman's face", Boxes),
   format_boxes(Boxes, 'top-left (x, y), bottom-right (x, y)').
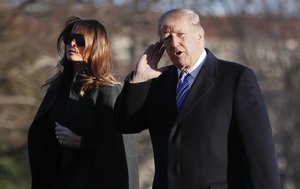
top-left (64, 28), bottom-right (86, 62)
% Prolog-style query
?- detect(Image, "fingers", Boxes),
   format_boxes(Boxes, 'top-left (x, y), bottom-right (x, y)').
top-left (56, 131), bottom-right (64, 140)
top-left (55, 122), bottom-right (66, 143)
top-left (54, 122), bottom-right (80, 148)
top-left (55, 122), bottom-right (61, 127)
top-left (145, 41), bottom-right (164, 55)
top-left (56, 133), bottom-right (64, 145)
top-left (132, 41), bottom-right (165, 83)
top-left (148, 41), bottom-right (165, 66)
top-left (55, 122), bottom-right (67, 133)
top-left (56, 130), bottom-right (69, 146)
top-left (56, 134), bottom-right (63, 141)
top-left (156, 43), bottom-right (165, 61)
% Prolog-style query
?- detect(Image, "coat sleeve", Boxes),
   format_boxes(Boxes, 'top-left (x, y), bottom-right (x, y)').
top-left (114, 72), bottom-right (152, 133)
top-left (234, 68), bottom-right (281, 189)
top-left (80, 85), bottom-right (121, 152)
top-left (80, 85), bottom-right (139, 189)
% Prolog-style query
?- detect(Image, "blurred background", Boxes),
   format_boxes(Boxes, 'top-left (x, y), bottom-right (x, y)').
top-left (0, 0), bottom-right (299, 189)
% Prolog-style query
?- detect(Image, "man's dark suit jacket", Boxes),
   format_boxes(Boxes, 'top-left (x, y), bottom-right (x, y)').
top-left (114, 49), bottom-right (281, 189)
top-left (27, 81), bottom-right (139, 189)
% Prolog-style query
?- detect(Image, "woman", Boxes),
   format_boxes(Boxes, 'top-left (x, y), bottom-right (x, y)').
top-left (27, 16), bottom-right (138, 189)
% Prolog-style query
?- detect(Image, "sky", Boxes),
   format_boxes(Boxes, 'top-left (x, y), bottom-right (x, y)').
top-left (7, 0), bottom-right (300, 16)
top-left (151, 0), bottom-right (300, 16)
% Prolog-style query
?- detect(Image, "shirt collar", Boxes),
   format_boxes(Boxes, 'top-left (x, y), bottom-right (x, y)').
top-left (177, 49), bottom-right (207, 79)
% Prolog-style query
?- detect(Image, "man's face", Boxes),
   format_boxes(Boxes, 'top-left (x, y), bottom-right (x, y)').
top-left (160, 15), bottom-right (204, 71)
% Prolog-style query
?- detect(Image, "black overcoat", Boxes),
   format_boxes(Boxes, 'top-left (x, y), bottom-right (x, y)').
top-left (114, 49), bottom-right (281, 189)
top-left (28, 81), bottom-right (139, 189)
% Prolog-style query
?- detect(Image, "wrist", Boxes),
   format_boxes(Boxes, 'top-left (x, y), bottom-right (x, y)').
top-left (130, 70), bottom-right (149, 83)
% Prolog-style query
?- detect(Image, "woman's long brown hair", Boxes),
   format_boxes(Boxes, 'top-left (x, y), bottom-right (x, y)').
top-left (42, 16), bottom-right (120, 96)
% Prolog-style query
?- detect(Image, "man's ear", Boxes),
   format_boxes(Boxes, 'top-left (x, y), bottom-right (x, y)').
top-left (196, 30), bottom-right (205, 46)
top-left (198, 27), bottom-right (205, 40)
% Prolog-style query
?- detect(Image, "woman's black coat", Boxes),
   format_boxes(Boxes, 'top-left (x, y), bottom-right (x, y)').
top-left (28, 81), bottom-right (138, 189)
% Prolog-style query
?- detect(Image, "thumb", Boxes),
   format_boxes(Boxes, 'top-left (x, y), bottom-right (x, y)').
top-left (55, 122), bottom-right (64, 128)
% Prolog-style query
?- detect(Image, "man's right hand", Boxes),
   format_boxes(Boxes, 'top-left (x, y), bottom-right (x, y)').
top-left (131, 41), bottom-right (167, 83)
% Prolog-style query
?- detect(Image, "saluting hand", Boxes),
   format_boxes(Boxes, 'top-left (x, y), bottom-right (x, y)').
top-left (55, 122), bottom-right (81, 148)
top-left (131, 41), bottom-right (168, 83)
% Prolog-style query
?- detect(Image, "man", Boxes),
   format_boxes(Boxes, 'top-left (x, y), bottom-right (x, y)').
top-left (114, 8), bottom-right (281, 189)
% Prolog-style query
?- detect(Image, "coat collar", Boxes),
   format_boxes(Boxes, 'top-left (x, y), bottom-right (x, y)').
top-left (33, 81), bottom-right (62, 122)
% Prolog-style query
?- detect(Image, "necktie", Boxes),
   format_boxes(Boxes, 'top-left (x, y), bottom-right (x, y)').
top-left (176, 72), bottom-right (190, 109)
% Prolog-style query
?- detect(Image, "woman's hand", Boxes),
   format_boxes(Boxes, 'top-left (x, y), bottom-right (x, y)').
top-left (55, 122), bottom-right (81, 148)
